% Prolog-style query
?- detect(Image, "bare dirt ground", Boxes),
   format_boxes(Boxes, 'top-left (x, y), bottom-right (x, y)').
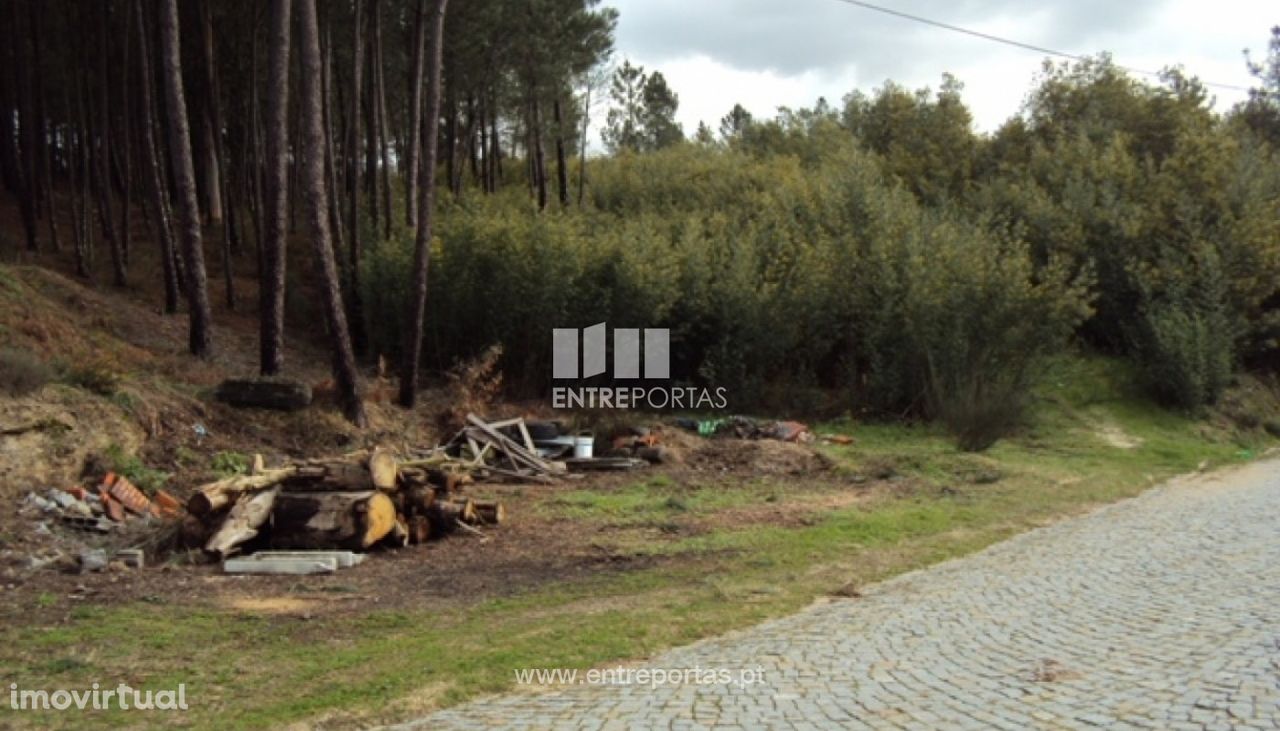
top-left (0, 262), bottom-right (848, 625)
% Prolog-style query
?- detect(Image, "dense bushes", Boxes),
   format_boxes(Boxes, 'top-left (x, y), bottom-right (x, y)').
top-left (354, 56), bottom-right (1278, 448)
top-left (361, 142), bottom-right (1091, 448)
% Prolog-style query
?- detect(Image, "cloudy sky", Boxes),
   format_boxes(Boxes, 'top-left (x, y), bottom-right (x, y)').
top-left (600, 0), bottom-right (1275, 138)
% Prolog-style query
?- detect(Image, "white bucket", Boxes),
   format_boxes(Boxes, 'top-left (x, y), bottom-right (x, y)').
top-left (573, 435), bottom-right (594, 459)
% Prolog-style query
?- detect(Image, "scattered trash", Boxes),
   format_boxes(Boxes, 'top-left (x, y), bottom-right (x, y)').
top-left (78, 549), bottom-right (108, 574)
top-left (104, 473), bottom-right (153, 515)
top-left (678, 416), bottom-right (817, 443)
top-left (113, 549), bottom-right (145, 569)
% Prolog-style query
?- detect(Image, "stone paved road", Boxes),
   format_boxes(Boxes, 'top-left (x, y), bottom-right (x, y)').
top-left (391, 461), bottom-right (1280, 730)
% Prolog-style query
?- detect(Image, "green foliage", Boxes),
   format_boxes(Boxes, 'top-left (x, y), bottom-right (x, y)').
top-left (1129, 248), bottom-right (1235, 409)
top-left (211, 451), bottom-right (251, 478)
top-left (603, 61), bottom-right (683, 153)
top-left (0, 346), bottom-right (53, 397)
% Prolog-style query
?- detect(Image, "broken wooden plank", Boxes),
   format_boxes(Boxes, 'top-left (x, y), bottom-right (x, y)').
top-left (205, 487), bottom-right (279, 557)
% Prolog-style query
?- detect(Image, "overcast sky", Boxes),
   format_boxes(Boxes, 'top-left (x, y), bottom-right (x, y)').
top-left (599, 0), bottom-right (1275, 140)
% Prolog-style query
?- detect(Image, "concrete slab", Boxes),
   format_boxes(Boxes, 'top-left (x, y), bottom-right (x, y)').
top-left (249, 550), bottom-right (366, 568)
top-left (223, 556), bottom-right (338, 575)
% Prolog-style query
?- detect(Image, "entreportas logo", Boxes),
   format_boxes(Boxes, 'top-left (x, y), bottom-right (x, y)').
top-left (551, 323), bottom-right (727, 410)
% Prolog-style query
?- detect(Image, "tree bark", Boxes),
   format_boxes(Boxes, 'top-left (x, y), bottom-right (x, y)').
top-left (93, 2), bottom-right (125, 284)
top-left (198, 0), bottom-right (234, 310)
top-left (260, 0), bottom-right (292, 376)
top-left (0, 6), bottom-right (20, 197)
top-left (12, 0), bottom-right (40, 252)
top-left (135, 0), bottom-right (180, 314)
top-left (532, 97), bottom-right (547, 211)
top-left (345, 0), bottom-right (368, 358)
top-left (30, 1), bottom-right (58, 251)
top-left (553, 97), bottom-right (568, 207)
top-left (158, 0), bottom-right (214, 358)
top-left (119, 0), bottom-right (134, 267)
top-left (297, 0), bottom-right (367, 427)
top-left (373, 0), bottom-right (392, 239)
top-left (578, 82), bottom-right (590, 206)
top-left (398, 0), bottom-right (449, 408)
top-left (405, 0), bottom-right (426, 227)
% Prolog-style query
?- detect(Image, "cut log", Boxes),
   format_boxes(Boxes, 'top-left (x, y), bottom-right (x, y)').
top-left (281, 461), bottom-right (373, 492)
top-left (368, 448), bottom-right (398, 491)
top-left (205, 488), bottom-right (279, 557)
top-left (426, 499), bottom-right (474, 535)
top-left (270, 490), bottom-right (396, 550)
top-left (187, 466), bottom-right (299, 515)
top-left (407, 515), bottom-right (431, 544)
top-left (403, 484), bottom-right (435, 514)
top-left (215, 378), bottom-right (313, 411)
top-left (470, 500), bottom-right (506, 526)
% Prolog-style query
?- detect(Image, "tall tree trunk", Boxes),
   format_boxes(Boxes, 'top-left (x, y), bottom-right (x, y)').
top-left (553, 97), bottom-right (568, 208)
top-left (444, 95), bottom-right (457, 196)
top-left (398, 0), bottom-right (448, 409)
top-left (322, 9), bottom-right (345, 261)
top-left (0, 5), bottom-right (20, 197)
top-left (362, 0), bottom-right (378, 223)
top-left (198, 0), bottom-right (234, 309)
top-left (69, 81), bottom-right (92, 278)
top-left (94, 3), bottom-right (125, 284)
top-left (345, 0), bottom-right (368, 357)
top-left (297, 0), bottom-right (366, 427)
top-left (489, 91), bottom-right (502, 190)
top-left (135, 0), bottom-right (179, 314)
top-left (260, 0), bottom-right (292, 376)
top-left (532, 97), bottom-right (547, 211)
top-left (404, 0), bottom-right (426, 227)
top-left (158, 0), bottom-right (213, 357)
top-left (119, 0), bottom-right (134, 267)
top-left (13, 0), bottom-right (40, 252)
top-left (467, 96), bottom-right (480, 185)
top-left (578, 82), bottom-right (590, 206)
top-left (31, 1), bottom-right (58, 251)
top-left (373, 0), bottom-right (391, 239)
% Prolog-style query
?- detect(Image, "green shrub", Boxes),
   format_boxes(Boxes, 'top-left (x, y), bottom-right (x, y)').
top-left (60, 362), bottom-right (121, 396)
top-left (1130, 247), bottom-right (1235, 410)
top-left (211, 451), bottom-right (250, 477)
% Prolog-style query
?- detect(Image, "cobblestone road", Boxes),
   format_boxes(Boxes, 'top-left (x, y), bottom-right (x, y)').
top-left (392, 461), bottom-right (1280, 730)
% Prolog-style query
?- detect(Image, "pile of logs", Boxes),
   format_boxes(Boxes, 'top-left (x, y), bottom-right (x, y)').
top-left (186, 449), bottom-right (506, 558)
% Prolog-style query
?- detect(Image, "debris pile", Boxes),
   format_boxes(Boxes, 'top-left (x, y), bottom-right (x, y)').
top-left (24, 473), bottom-right (181, 535)
top-left (15, 473), bottom-right (182, 574)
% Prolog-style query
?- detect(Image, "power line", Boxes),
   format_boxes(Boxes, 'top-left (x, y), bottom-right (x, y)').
top-left (827, 0), bottom-right (1254, 93)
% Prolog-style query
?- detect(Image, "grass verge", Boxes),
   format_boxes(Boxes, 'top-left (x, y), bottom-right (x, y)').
top-left (0, 356), bottom-right (1275, 729)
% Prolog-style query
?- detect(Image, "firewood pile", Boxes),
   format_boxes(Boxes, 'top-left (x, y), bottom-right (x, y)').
top-left (186, 445), bottom-right (507, 559)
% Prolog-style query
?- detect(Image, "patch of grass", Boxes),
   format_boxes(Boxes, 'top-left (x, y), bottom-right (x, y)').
top-left (58, 361), bottom-right (122, 396)
top-left (1, 354), bottom-right (1276, 730)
